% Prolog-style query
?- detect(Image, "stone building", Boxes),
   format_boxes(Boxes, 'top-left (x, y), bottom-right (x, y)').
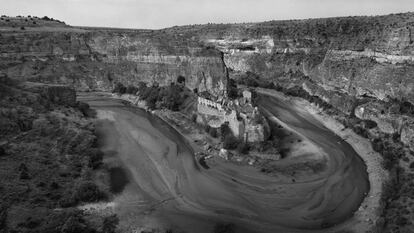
top-left (196, 91), bottom-right (270, 142)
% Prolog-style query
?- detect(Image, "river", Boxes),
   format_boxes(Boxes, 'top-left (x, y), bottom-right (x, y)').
top-left (78, 92), bottom-right (369, 233)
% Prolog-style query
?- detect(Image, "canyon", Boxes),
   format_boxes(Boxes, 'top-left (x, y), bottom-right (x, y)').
top-left (1, 13), bottom-right (414, 149)
top-left (1, 13), bottom-right (414, 233)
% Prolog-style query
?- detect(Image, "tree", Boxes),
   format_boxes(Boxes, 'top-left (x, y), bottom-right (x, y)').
top-left (191, 114), bottom-right (197, 123)
top-left (223, 135), bottom-right (238, 150)
top-left (227, 87), bottom-right (238, 100)
top-left (112, 82), bottom-right (126, 94)
top-left (60, 216), bottom-right (91, 233)
top-left (87, 148), bottom-right (103, 169)
top-left (220, 122), bottom-right (231, 140)
top-left (177, 75), bottom-right (186, 84)
top-left (77, 101), bottom-right (90, 117)
top-left (102, 215), bottom-right (119, 233)
top-left (209, 127), bottom-right (218, 138)
top-left (0, 146), bottom-right (5, 157)
top-left (214, 223), bottom-right (235, 233)
top-left (126, 85), bottom-right (138, 94)
top-left (73, 181), bottom-right (106, 203)
top-left (137, 81), bottom-right (147, 92)
top-left (237, 142), bottom-right (249, 154)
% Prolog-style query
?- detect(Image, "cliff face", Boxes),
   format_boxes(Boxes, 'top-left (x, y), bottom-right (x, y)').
top-left (0, 28), bottom-right (228, 96)
top-left (189, 14), bottom-right (414, 105)
top-left (2, 13), bottom-right (414, 148)
top-left (167, 13), bottom-right (414, 149)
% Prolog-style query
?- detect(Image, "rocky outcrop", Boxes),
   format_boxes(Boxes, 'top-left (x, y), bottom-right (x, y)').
top-left (354, 100), bottom-right (414, 149)
top-left (401, 121), bottom-right (414, 151)
top-left (354, 101), bottom-right (403, 134)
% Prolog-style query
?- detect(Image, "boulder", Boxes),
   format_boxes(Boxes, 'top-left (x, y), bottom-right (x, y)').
top-left (219, 149), bottom-right (229, 160)
top-left (354, 101), bottom-right (403, 134)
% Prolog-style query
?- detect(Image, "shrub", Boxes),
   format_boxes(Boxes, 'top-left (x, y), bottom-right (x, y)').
top-left (20, 169), bottom-right (30, 179)
top-left (77, 101), bottom-right (90, 117)
top-left (227, 87), bottom-right (238, 100)
top-left (160, 84), bottom-right (183, 111)
top-left (191, 113), bottom-right (197, 123)
top-left (400, 101), bottom-right (414, 116)
top-left (125, 85), bottom-right (138, 94)
top-left (362, 120), bottom-right (377, 129)
top-left (87, 148), bottom-right (103, 169)
top-left (220, 122), bottom-right (231, 140)
top-left (392, 133), bottom-right (400, 142)
top-left (60, 215), bottom-right (92, 233)
top-left (102, 215), bottom-right (119, 233)
top-left (353, 125), bottom-right (369, 138)
top-left (73, 181), bottom-right (106, 203)
top-left (0, 204), bottom-right (7, 230)
top-left (208, 127), bottom-right (218, 138)
top-left (237, 142), bottom-right (250, 154)
top-left (19, 163), bottom-right (30, 179)
top-left (177, 75), bottom-right (185, 84)
top-left (214, 223), bottom-right (235, 233)
top-left (382, 150), bottom-right (398, 170)
top-left (204, 124), bottom-right (211, 134)
top-left (0, 146), bottom-right (5, 157)
top-left (223, 135), bottom-right (238, 150)
top-left (371, 138), bottom-right (384, 152)
top-left (112, 82), bottom-right (126, 94)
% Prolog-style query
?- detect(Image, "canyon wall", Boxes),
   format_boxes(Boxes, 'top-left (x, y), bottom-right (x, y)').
top-left (178, 13), bottom-right (414, 105)
top-left (0, 27), bottom-right (228, 96)
top-left (1, 13), bottom-right (414, 148)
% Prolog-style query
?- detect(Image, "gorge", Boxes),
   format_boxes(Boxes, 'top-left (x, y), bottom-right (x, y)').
top-left (1, 12), bottom-right (414, 233)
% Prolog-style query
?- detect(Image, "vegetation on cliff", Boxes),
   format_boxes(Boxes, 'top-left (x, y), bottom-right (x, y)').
top-left (0, 77), bottom-right (116, 233)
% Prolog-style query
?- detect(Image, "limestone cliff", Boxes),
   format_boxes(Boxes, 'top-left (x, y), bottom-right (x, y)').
top-left (0, 27), bottom-right (228, 96)
top-left (189, 13), bottom-right (414, 105)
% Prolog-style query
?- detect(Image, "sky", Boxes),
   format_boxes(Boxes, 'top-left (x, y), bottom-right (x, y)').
top-left (1, 0), bottom-right (414, 29)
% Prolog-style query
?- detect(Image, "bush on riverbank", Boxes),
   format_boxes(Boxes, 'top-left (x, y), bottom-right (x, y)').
top-left (223, 135), bottom-right (238, 150)
top-left (113, 81), bottom-right (189, 111)
top-left (112, 82), bottom-right (126, 94)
